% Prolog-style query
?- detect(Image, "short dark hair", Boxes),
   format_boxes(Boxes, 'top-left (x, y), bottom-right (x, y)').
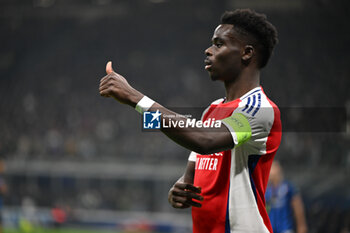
top-left (221, 9), bottom-right (278, 68)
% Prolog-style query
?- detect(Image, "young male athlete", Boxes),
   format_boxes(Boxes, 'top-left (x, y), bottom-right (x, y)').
top-left (99, 9), bottom-right (281, 233)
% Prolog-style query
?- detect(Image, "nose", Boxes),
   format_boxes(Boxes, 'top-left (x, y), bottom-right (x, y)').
top-left (205, 47), bottom-right (212, 56)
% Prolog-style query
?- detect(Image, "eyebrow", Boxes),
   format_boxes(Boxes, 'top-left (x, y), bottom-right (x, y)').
top-left (211, 36), bottom-right (224, 43)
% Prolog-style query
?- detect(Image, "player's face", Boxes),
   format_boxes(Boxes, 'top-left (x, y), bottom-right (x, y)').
top-left (204, 24), bottom-right (243, 81)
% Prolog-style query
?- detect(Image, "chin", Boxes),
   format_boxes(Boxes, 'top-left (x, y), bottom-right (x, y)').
top-left (209, 74), bottom-right (221, 81)
top-left (208, 72), bottom-right (218, 81)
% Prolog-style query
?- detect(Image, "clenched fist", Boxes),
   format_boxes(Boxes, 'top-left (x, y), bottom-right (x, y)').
top-left (168, 182), bottom-right (203, 209)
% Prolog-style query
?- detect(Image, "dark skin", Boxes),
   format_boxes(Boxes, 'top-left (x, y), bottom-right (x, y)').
top-left (99, 24), bottom-right (260, 208)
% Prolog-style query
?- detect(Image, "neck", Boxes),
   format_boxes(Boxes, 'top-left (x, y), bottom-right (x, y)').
top-left (224, 68), bottom-right (260, 102)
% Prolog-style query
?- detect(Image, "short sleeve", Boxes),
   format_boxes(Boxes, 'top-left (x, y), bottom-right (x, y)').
top-left (288, 181), bottom-right (299, 197)
top-left (188, 151), bottom-right (197, 162)
top-left (221, 93), bottom-right (276, 150)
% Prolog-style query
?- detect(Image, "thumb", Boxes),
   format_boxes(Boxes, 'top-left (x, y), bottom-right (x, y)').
top-left (106, 61), bottom-right (115, 74)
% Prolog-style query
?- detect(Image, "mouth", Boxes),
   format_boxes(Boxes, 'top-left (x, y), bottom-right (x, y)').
top-left (204, 59), bottom-right (212, 70)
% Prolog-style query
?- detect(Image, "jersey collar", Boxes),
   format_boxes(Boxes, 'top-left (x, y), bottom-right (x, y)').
top-left (239, 86), bottom-right (262, 100)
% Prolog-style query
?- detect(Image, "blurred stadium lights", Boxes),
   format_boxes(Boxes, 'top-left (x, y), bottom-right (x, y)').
top-left (4, 207), bottom-right (192, 231)
top-left (5, 160), bottom-right (183, 180)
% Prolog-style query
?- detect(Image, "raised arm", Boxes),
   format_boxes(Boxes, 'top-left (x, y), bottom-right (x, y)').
top-left (99, 61), bottom-right (235, 154)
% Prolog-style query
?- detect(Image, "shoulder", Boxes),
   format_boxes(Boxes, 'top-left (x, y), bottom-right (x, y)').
top-left (240, 88), bottom-right (279, 114)
top-left (200, 98), bottom-right (224, 120)
top-left (284, 180), bottom-right (299, 195)
top-left (234, 88), bottom-right (282, 150)
top-left (237, 88), bottom-right (279, 130)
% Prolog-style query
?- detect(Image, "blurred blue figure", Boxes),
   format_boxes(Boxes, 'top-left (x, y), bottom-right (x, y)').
top-left (0, 161), bottom-right (7, 233)
top-left (266, 161), bottom-right (308, 233)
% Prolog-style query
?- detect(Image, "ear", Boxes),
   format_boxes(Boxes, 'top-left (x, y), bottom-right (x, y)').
top-left (242, 45), bottom-right (254, 63)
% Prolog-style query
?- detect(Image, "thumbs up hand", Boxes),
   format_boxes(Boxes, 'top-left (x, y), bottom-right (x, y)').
top-left (99, 61), bottom-right (143, 107)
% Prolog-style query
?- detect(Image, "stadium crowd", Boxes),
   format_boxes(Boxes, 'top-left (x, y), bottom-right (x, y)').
top-left (0, 0), bottom-right (348, 232)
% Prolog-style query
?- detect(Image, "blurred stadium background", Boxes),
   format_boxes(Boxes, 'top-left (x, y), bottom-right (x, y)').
top-left (0, 0), bottom-right (349, 232)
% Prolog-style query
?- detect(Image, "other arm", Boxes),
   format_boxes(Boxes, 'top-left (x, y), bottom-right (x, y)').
top-left (168, 161), bottom-right (203, 208)
top-left (291, 194), bottom-right (308, 233)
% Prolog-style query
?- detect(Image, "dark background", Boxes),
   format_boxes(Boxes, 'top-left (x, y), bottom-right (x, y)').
top-left (0, 0), bottom-right (349, 232)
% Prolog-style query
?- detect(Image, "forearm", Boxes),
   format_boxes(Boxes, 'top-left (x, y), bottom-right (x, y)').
top-left (149, 102), bottom-right (234, 154)
top-left (115, 93), bottom-right (233, 153)
top-left (172, 161), bottom-right (195, 187)
top-left (183, 161), bottom-right (195, 184)
top-left (125, 93), bottom-right (233, 154)
top-left (292, 195), bottom-right (308, 233)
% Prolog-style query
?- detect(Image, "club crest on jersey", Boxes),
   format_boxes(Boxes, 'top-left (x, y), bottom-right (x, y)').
top-left (143, 110), bottom-right (161, 129)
